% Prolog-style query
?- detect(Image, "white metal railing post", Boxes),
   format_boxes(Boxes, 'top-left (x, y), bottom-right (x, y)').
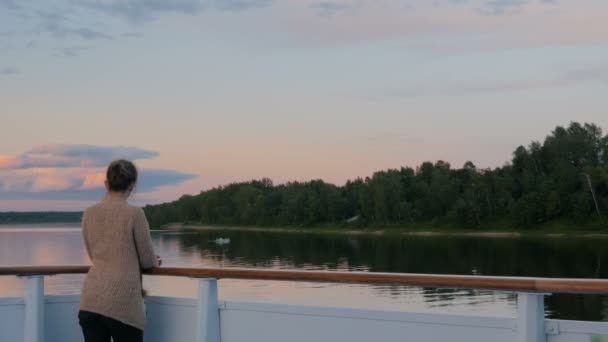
top-left (23, 275), bottom-right (45, 342)
top-left (196, 278), bottom-right (221, 342)
top-left (517, 293), bottom-right (546, 342)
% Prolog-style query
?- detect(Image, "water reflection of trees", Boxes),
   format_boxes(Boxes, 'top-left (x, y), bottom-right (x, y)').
top-left (159, 231), bottom-right (608, 320)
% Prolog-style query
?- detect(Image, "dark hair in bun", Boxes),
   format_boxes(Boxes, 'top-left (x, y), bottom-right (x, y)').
top-left (106, 159), bottom-right (138, 192)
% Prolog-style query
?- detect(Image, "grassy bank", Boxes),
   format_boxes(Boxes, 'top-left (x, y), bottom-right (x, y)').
top-left (162, 217), bottom-right (608, 237)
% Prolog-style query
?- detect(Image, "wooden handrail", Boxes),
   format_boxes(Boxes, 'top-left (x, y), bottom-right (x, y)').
top-left (1, 266), bottom-right (607, 295)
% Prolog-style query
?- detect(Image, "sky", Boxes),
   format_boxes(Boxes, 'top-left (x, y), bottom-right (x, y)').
top-left (1, 0), bottom-right (607, 211)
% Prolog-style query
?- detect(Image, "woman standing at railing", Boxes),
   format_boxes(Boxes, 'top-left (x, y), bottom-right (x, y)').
top-left (78, 159), bottom-right (161, 342)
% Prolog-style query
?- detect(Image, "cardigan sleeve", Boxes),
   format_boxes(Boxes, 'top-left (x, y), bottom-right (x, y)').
top-left (133, 207), bottom-right (158, 270)
top-left (81, 210), bottom-right (92, 260)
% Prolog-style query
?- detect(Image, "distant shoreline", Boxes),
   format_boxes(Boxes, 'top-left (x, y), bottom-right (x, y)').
top-left (163, 223), bottom-right (608, 238)
top-left (0, 222), bottom-right (81, 227)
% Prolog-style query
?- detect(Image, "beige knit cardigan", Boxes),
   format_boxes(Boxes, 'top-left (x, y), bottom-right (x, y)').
top-left (79, 196), bottom-right (158, 330)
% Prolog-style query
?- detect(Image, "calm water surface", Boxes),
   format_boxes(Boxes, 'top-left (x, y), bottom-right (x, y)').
top-left (1, 224), bottom-right (607, 321)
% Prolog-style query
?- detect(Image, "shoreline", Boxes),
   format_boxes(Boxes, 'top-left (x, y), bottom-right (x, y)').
top-left (0, 222), bottom-right (81, 227)
top-left (163, 224), bottom-right (608, 238)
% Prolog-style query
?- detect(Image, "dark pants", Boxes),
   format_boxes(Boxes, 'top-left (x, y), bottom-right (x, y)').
top-left (78, 310), bottom-right (143, 342)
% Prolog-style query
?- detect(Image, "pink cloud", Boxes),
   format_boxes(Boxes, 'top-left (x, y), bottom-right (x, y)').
top-left (0, 144), bottom-right (159, 170)
top-left (0, 155), bottom-right (20, 169)
top-left (81, 172), bottom-right (106, 190)
top-left (0, 168), bottom-right (97, 193)
top-left (0, 145), bottom-right (197, 204)
top-left (30, 168), bottom-right (76, 192)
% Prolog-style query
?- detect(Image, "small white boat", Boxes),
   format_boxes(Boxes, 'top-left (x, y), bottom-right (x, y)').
top-left (213, 238), bottom-right (231, 245)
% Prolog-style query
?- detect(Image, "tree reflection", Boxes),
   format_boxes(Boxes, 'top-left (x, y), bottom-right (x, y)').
top-left (159, 231), bottom-right (608, 320)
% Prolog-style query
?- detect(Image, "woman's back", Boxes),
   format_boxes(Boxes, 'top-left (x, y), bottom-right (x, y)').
top-left (80, 196), bottom-right (157, 330)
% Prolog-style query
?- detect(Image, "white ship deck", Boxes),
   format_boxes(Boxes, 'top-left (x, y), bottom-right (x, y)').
top-left (1, 266), bottom-right (607, 342)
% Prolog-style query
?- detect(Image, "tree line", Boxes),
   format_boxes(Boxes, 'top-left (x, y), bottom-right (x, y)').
top-left (144, 122), bottom-right (608, 230)
top-left (0, 212), bottom-right (82, 224)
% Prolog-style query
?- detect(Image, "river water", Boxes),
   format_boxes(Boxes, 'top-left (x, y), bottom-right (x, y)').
top-left (1, 224), bottom-right (607, 321)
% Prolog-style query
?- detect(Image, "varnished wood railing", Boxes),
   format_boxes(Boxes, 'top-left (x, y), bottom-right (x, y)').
top-left (1, 266), bottom-right (607, 295)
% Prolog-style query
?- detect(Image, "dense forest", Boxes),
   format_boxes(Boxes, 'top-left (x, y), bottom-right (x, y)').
top-left (0, 212), bottom-right (82, 224)
top-left (143, 122), bottom-right (608, 230)
top-left (144, 122), bottom-right (608, 230)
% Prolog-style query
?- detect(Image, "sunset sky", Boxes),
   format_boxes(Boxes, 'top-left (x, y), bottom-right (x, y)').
top-left (1, 0), bottom-right (607, 211)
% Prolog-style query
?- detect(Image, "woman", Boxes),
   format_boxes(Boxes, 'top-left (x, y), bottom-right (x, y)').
top-left (79, 159), bottom-right (161, 342)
